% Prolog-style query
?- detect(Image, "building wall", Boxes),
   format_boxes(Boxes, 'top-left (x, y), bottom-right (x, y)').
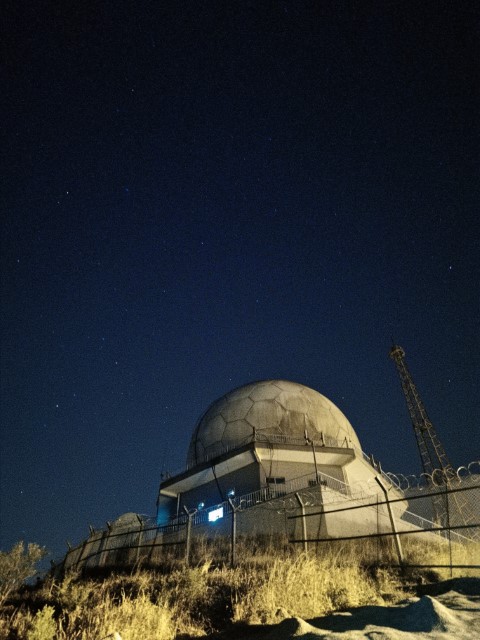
top-left (157, 445), bottom-right (404, 532)
top-left (158, 446), bottom-right (355, 525)
top-left (176, 460), bottom-right (345, 515)
top-left (257, 460), bottom-right (345, 486)
top-left (177, 462), bottom-right (262, 514)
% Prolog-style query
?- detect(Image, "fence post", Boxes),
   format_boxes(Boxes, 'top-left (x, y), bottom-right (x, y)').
top-left (98, 525), bottom-right (111, 568)
top-left (445, 482), bottom-right (453, 578)
top-left (375, 476), bottom-right (404, 566)
top-left (148, 526), bottom-right (160, 565)
top-left (183, 507), bottom-right (196, 567)
top-left (228, 498), bottom-right (241, 568)
top-left (294, 492), bottom-right (308, 553)
top-left (135, 515), bottom-right (144, 566)
top-left (75, 538), bottom-right (90, 572)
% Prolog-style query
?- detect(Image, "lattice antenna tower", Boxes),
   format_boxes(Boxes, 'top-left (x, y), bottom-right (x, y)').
top-left (389, 344), bottom-right (455, 482)
top-left (389, 344), bottom-right (477, 535)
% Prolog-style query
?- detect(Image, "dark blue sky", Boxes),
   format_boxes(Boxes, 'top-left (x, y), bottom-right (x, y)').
top-left (1, 0), bottom-right (479, 562)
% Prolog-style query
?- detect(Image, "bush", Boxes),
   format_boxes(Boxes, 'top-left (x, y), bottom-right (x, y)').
top-left (0, 542), bottom-right (46, 606)
top-left (27, 605), bottom-right (56, 640)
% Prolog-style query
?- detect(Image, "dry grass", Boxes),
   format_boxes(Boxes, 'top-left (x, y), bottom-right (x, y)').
top-left (1, 535), bottom-right (478, 639)
top-left (74, 592), bottom-right (175, 640)
top-left (1, 569), bottom-right (205, 640)
top-left (231, 552), bottom-right (383, 624)
top-left (401, 536), bottom-right (480, 579)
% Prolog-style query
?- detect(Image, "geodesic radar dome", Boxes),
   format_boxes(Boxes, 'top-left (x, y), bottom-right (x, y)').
top-left (187, 380), bottom-right (361, 467)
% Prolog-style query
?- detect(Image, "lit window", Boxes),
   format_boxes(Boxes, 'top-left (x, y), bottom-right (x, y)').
top-left (208, 506), bottom-right (224, 522)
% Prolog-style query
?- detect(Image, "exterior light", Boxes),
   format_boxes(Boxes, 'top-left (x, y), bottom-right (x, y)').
top-left (227, 489), bottom-right (235, 498)
top-left (197, 501), bottom-right (205, 510)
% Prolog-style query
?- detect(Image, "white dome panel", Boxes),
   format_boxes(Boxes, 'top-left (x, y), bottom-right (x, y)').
top-left (246, 399), bottom-right (283, 430)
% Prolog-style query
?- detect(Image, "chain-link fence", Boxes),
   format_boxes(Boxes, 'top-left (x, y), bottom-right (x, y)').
top-left (60, 463), bottom-right (480, 575)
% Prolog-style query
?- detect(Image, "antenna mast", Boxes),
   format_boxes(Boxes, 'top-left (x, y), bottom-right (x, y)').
top-left (389, 344), bottom-right (477, 536)
top-left (389, 344), bottom-right (454, 481)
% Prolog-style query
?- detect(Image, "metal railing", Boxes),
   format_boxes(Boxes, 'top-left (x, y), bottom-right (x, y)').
top-left (184, 432), bottom-right (356, 471)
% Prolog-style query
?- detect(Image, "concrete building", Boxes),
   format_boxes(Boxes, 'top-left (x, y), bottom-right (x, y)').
top-left (61, 379), bottom-right (439, 573)
top-left (156, 380), bottom-right (406, 535)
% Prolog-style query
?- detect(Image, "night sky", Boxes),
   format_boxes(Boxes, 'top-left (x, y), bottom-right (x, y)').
top-left (1, 1), bottom-right (479, 563)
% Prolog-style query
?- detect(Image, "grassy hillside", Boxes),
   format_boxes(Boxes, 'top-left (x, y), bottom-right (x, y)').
top-left (1, 537), bottom-right (478, 640)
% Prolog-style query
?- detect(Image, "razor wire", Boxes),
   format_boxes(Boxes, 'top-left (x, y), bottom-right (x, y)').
top-left (383, 461), bottom-right (480, 492)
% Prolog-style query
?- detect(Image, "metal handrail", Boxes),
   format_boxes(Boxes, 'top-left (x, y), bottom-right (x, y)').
top-left (173, 432), bottom-right (357, 474)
